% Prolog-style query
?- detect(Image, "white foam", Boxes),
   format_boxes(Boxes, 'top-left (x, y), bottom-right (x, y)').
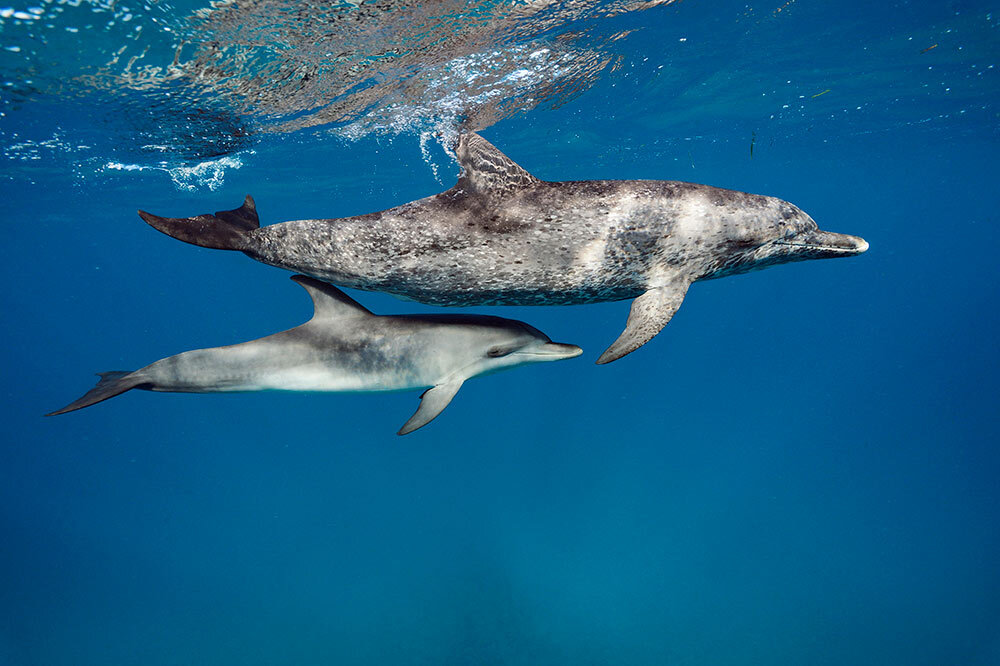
top-left (102, 154), bottom-right (250, 191)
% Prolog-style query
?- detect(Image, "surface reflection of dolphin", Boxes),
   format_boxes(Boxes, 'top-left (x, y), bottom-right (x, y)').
top-left (140, 132), bottom-right (867, 364)
top-left (113, 1), bottom-right (670, 136)
top-left (48, 276), bottom-right (581, 435)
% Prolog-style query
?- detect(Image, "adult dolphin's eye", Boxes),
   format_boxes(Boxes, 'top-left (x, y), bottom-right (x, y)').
top-left (487, 346), bottom-right (514, 358)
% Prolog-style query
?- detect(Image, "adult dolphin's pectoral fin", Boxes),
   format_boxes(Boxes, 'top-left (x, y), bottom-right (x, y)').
top-left (397, 379), bottom-right (465, 435)
top-left (596, 279), bottom-right (691, 365)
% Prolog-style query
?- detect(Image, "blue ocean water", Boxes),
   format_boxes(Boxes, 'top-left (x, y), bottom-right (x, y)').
top-left (2, 1), bottom-right (999, 664)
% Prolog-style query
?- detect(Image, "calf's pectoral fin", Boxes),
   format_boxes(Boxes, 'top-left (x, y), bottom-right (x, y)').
top-left (397, 379), bottom-right (465, 435)
top-left (596, 280), bottom-right (691, 365)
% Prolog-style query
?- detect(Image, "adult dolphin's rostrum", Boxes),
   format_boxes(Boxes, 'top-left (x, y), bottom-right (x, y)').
top-left (139, 133), bottom-right (868, 363)
top-left (48, 276), bottom-right (581, 434)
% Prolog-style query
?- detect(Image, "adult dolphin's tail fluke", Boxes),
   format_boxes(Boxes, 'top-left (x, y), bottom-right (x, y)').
top-left (46, 371), bottom-right (148, 416)
top-left (138, 195), bottom-right (259, 251)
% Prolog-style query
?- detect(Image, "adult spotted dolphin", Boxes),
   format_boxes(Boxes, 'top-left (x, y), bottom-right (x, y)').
top-left (47, 275), bottom-right (581, 434)
top-left (139, 133), bottom-right (868, 364)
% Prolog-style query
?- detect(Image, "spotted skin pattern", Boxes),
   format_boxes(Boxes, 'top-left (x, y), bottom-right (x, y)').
top-left (141, 133), bottom-right (868, 362)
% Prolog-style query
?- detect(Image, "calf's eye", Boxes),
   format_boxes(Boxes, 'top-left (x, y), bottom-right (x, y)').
top-left (487, 346), bottom-right (514, 358)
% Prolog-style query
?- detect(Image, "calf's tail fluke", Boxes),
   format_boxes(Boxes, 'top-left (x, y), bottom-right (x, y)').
top-left (46, 371), bottom-right (148, 416)
top-left (138, 195), bottom-right (259, 251)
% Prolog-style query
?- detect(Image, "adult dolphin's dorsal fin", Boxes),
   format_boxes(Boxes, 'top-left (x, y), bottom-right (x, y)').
top-left (291, 275), bottom-right (373, 320)
top-left (596, 278), bottom-right (692, 364)
top-left (398, 379), bottom-right (464, 435)
top-left (454, 132), bottom-right (539, 198)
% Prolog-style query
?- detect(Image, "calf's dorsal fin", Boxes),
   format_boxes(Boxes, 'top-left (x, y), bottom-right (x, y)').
top-left (291, 275), bottom-right (373, 320)
top-left (454, 132), bottom-right (539, 199)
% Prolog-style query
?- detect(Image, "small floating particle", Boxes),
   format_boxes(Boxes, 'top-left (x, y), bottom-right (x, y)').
top-left (811, 89), bottom-right (831, 98)
top-left (773, 0), bottom-right (796, 14)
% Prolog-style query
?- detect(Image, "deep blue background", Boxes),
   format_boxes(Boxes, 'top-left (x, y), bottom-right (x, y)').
top-left (2, 1), bottom-right (999, 664)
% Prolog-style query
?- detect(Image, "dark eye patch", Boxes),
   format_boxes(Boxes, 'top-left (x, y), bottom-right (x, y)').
top-left (487, 346), bottom-right (515, 358)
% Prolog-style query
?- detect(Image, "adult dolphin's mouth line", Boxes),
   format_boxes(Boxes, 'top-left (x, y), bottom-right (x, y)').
top-left (774, 230), bottom-right (870, 254)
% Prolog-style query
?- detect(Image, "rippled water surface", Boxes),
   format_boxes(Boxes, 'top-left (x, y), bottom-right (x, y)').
top-left (4, 0), bottom-right (995, 185)
top-left (2, 2), bottom-right (999, 665)
top-left (3, 0), bottom-right (682, 181)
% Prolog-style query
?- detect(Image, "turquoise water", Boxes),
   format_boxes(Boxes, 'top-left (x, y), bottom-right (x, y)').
top-left (2, 1), bottom-right (999, 664)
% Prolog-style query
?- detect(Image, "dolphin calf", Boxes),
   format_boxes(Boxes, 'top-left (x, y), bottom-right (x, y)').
top-left (139, 133), bottom-right (868, 364)
top-left (48, 276), bottom-right (581, 434)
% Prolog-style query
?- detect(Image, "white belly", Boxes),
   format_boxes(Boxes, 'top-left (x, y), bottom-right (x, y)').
top-left (253, 365), bottom-right (414, 393)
